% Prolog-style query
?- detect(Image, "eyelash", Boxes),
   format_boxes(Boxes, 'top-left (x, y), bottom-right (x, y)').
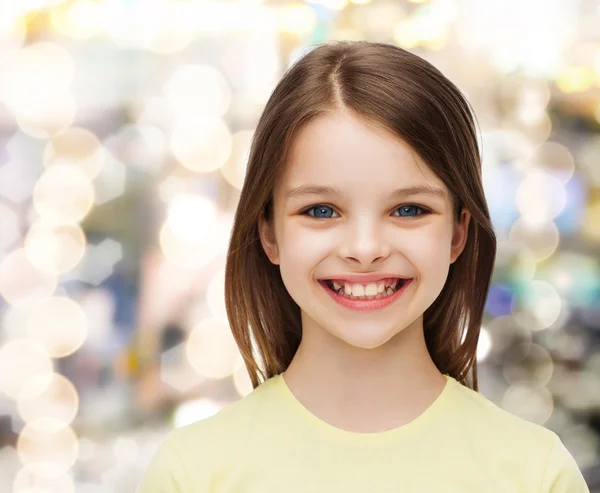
top-left (300, 204), bottom-right (432, 220)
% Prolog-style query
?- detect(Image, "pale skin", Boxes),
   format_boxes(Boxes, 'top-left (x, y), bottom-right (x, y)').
top-left (258, 109), bottom-right (471, 433)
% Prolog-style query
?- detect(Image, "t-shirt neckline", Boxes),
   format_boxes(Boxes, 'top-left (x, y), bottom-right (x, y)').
top-left (273, 372), bottom-right (456, 443)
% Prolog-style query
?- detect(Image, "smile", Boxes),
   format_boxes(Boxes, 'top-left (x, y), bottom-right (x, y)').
top-left (318, 278), bottom-right (412, 312)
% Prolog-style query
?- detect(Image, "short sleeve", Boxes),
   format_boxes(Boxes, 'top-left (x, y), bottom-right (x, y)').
top-left (135, 435), bottom-right (193, 493)
top-left (540, 433), bottom-right (590, 493)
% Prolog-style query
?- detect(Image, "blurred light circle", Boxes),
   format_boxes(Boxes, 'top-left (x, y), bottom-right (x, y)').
top-left (520, 280), bottom-right (563, 331)
top-left (515, 170), bottom-right (566, 226)
top-left (502, 384), bottom-right (553, 425)
top-left (220, 130), bottom-right (253, 190)
top-left (165, 65), bottom-right (231, 119)
top-left (186, 317), bottom-right (240, 379)
top-left (2, 42), bottom-right (75, 110)
top-left (170, 117), bottom-right (232, 172)
top-left (137, 2), bottom-right (196, 55)
top-left (550, 330), bottom-right (586, 362)
top-left (541, 251), bottom-right (600, 308)
top-left (43, 127), bottom-right (105, 179)
top-left (485, 315), bottom-right (532, 356)
top-left (502, 342), bottom-right (554, 387)
top-left (496, 239), bottom-right (536, 282)
top-left (556, 65), bottom-right (595, 93)
top-left (508, 79), bottom-right (551, 124)
top-left (0, 339), bottom-right (53, 399)
top-left (166, 194), bottom-right (217, 243)
top-left (206, 269), bottom-right (227, 319)
top-left (15, 93), bottom-right (77, 139)
top-left (33, 164), bottom-right (95, 224)
top-left (26, 296), bottom-right (88, 358)
top-left (527, 141), bottom-right (575, 183)
top-left (50, 0), bottom-right (103, 40)
top-left (0, 248), bottom-right (58, 307)
top-left (17, 418), bottom-right (79, 473)
top-left (508, 112), bottom-right (552, 147)
top-left (17, 371), bottom-right (79, 425)
top-left (508, 219), bottom-right (559, 262)
top-left (25, 221), bottom-right (87, 276)
top-left (159, 222), bottom-right (221, 270)
top-left (13, 462), bottom-right (75, 493)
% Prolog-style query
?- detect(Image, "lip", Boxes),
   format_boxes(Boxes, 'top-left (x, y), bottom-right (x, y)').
top-left (319, 278), bottom-right (413, 312)
top-left (319, 273), bottom-right (412, 284)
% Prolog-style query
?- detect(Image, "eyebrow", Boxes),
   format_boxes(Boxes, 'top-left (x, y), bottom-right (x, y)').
top-left (283, 184), bottom-right (448, 202)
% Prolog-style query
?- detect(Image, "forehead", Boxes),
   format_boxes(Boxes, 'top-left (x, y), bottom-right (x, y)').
top-left (277, 111), bottom-right (448, 198)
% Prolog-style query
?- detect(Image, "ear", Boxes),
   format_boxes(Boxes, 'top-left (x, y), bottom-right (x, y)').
top-left (258, 213), bottom-right (280, 265)
top-left (450, 208), bottom-right (471, 264)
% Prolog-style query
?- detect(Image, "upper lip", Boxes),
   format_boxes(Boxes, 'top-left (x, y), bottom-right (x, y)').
top-left (319, 273), bottom-right (412, 284)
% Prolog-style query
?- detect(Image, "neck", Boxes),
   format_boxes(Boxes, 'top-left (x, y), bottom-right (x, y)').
top-left (281, 315), bottom-right (446, 433)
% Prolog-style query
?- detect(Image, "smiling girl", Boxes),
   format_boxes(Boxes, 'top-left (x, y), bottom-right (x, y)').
top-left (136, 41), bottom-right (589, 492)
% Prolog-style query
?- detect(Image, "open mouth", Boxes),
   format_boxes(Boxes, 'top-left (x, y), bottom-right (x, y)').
top-left (320, 278), bottom-right (407, 300)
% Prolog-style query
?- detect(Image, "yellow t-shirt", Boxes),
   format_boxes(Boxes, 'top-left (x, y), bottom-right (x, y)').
top-left (135, 373), bottom-right (590, 493)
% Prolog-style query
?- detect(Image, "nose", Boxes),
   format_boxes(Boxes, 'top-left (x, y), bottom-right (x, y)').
top-left (337, 219), bottom-right (391, 266)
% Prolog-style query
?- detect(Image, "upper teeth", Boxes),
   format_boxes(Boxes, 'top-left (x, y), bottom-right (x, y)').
top-left (331, 279), bottom-right (399, 296)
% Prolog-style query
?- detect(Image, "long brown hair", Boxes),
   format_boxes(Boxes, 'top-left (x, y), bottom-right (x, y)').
top-left (224, 40), bottom-right (496, 392)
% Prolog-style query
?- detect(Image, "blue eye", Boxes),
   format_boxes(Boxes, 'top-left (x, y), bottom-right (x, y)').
top-left (305, 205), bottom-right (337, 219)
top-left (392, 205), bottom-right (425, 218)
top-left (301, 204), bottom-right (430, 220)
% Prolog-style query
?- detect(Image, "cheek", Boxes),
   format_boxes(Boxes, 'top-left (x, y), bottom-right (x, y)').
top-left (400, 226), bottom-right (453, 274)
top-left (277, 227), bottom-right (331, 296)
top-left (280, 225), bottom-right (331, 262)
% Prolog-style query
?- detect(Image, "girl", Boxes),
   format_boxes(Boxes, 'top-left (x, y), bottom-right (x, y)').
top-left (136, 40), bottom-right (589, 492)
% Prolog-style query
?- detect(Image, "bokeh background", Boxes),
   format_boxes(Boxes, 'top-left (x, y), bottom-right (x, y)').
top-left (0, 0), bottom-right (599, 491)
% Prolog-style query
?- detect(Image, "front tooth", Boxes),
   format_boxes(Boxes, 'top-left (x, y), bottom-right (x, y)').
top-left (365, 283), bottom-right (378, 296)
top-left (344, 283), bottom-right (352, 295)
top-left (377, 281), bottom-right (385, 293)
top-left (351, 284), bottom-right (365, 296)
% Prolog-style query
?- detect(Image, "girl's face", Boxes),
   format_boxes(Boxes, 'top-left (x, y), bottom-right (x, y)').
top-left (259, 110), bottom-right (471, 350)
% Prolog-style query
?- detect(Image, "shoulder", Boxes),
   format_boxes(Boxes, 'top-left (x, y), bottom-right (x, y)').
top-left (448, 377), bottom-right (557, 445)
top-left (136, 378), bottom-right (276, 493)
top-left (165, 376), bottom-right (279, 462)
top-left (447, 378), bottom-right (589, 492)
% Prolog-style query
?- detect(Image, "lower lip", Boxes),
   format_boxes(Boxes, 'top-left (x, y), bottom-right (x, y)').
top-left (319, 279), bottom-right (413, 312)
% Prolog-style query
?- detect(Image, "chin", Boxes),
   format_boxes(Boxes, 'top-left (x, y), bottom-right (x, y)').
top-left (331, 324), bottom-right (402, 350)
